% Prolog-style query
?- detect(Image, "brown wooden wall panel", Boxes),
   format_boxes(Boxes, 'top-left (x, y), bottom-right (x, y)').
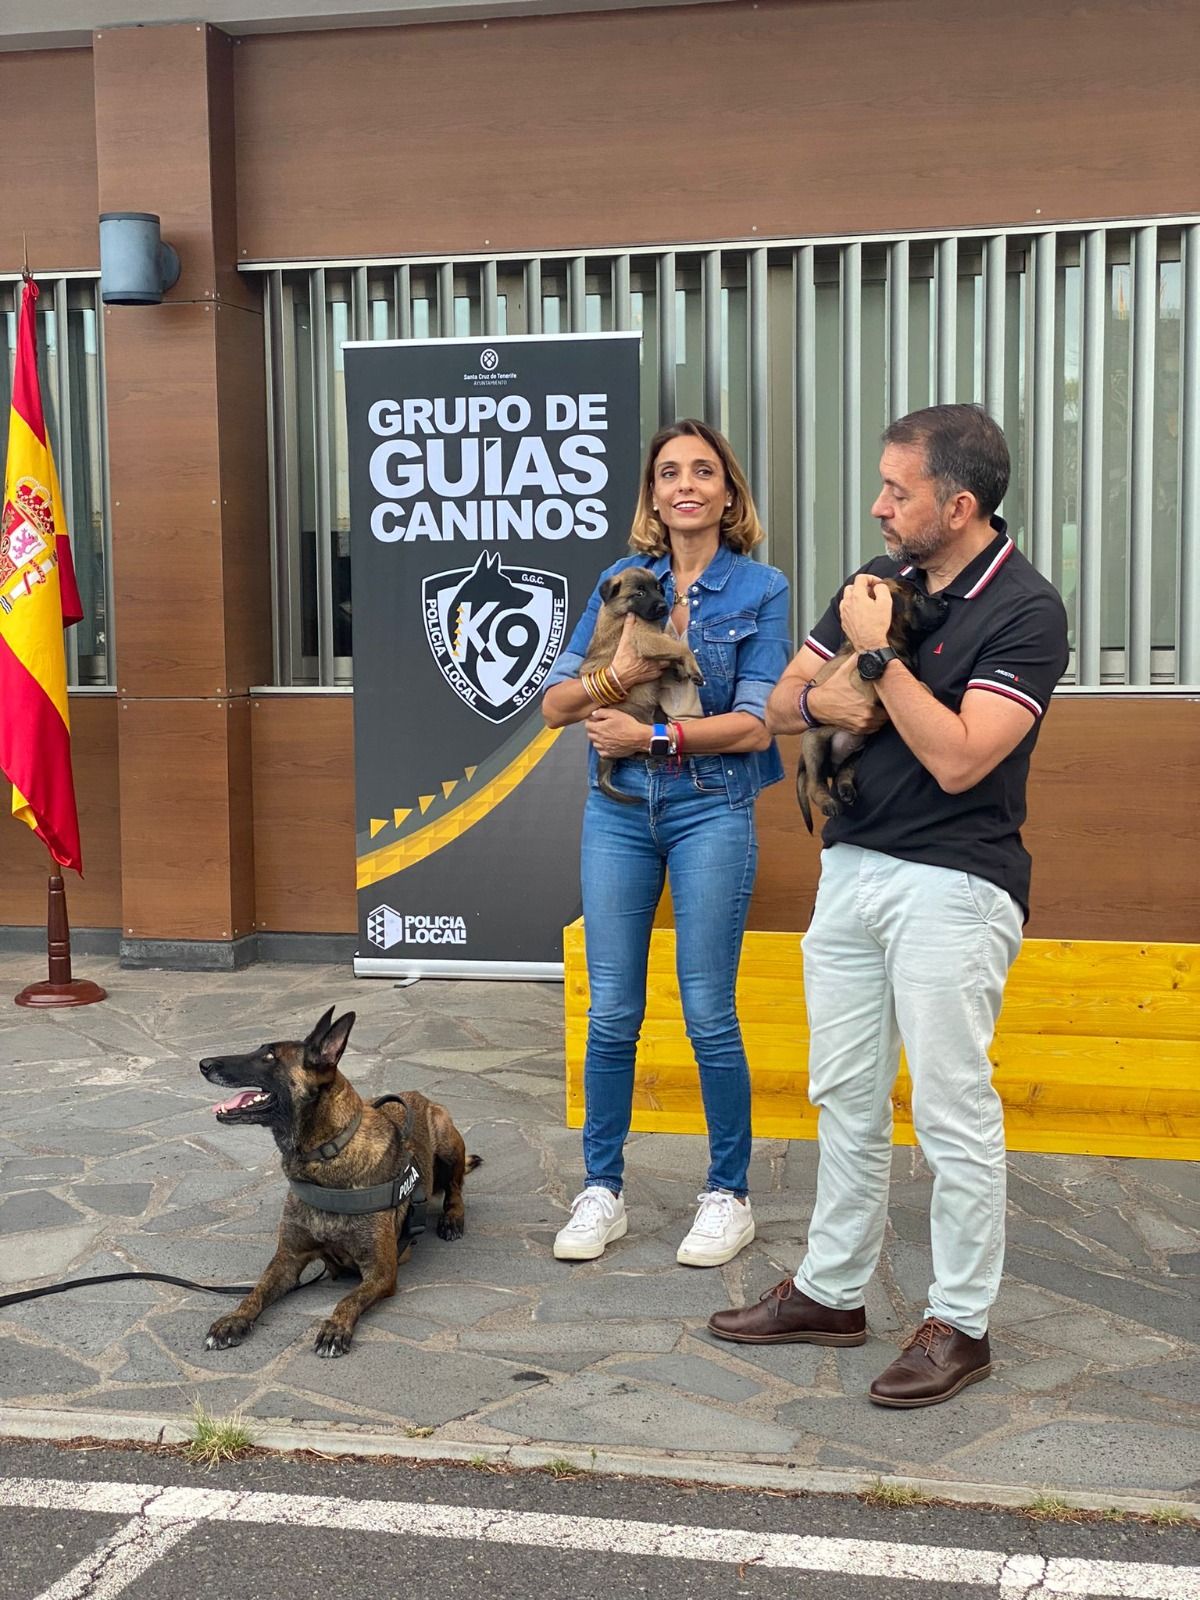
top-left (0, 696), bottom-right (121, 928)
top-left (1022, 699), bottom-right (1200, 942)
top-left (105, 305), bottom-right (224, 696)
top-left (228, 696), bottom-right (257, 939)
top-left (0, 51), bottom-right (97, 274)
top-left (215, 299), bottom-right (272, 692)
top-left (250, 696), bottom-right (357, 934)
top-left (117, 696), bottom-right (248, 940)
top-left (243, 694), bottom-right (1198, 945)
top-left (750, 699), bottom-right (1200, 942)
top-left (94, 23), bottom-right (245, 308)
top-left (233, 0), bottom-right (1200, 263)
top-left (1, 696), bottom-right (1189, 944)
top-left (205, 25), bottom-right (258, 314)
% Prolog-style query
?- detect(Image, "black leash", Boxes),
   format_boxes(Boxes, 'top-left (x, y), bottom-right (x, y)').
top-left (1, 1096), bottom-right (427, 1314)
top-left (0, 1265), bottom-right (328, 1312)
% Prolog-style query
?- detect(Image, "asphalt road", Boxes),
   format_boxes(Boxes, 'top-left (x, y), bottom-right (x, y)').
top-left (0, 1438), bottom-right (1196, 1600)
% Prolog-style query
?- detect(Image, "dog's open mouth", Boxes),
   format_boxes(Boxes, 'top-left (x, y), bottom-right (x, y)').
top-left (213, 1089), bottom-right (276, 1122)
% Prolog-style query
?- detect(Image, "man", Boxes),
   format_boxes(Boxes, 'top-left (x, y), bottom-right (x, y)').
top-left (708, 404), bottom-right (1069, 1407)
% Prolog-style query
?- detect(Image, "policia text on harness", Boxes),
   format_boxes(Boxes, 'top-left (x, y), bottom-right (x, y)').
top-left (287, 1093), bottom-right (427, 1238)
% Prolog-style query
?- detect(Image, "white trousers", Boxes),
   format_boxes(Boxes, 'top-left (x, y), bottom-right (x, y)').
top-left (794, 843), bottom-right (1023, 1338)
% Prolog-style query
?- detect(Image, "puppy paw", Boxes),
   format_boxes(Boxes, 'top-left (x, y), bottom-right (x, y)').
top-left (205, 1314), bottom-right (253, 1350)
top-left (834, 778), bottom-right (857, 805)
top-left (816, 791), bottom-right (841, 818)
top-left (313, 1319), bottom-right (353, 1359)
top-left (437, 1215), bottom-right (465, 1241)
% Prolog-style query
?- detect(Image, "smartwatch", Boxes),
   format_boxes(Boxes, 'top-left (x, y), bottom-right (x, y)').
top-left (648, 723), bottom-right (671, 758)
top-left (857, 647), bottom-right (899, 682)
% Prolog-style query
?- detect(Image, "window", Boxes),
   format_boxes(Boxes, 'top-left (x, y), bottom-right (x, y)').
top-left (257, 219), bottom-right (1199, 688)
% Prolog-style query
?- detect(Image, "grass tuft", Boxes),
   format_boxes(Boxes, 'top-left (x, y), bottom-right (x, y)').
top-left (1147, 1505), bottom-right (1187, 1526)
top-left (1025, 1491), bottom-right (1085, 1522)
top-left (861, 1478), bottom-right (933, 1508)
top-left (543, 1456), bottom-right (588, 1479)
top-left (184, 1401), bottom-right (255, 1468)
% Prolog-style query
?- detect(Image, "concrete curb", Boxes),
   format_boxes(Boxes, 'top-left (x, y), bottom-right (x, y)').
top-left (2, 1406), bottom-right (1196, 1521)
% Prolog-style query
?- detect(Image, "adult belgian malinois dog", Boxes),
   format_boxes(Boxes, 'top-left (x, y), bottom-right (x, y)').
top-left (580, 566), bottom-right (704, 803)
top-left (199, 1008), bottom-right (480, 1358)
top-left (797, 577), bottom-right (949, 832)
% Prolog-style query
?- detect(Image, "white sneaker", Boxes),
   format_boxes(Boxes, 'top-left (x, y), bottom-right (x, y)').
top-left (676, 1191), bottom-right (755, 1267)
top-left (553, 1186), bottom-right (628, 1261)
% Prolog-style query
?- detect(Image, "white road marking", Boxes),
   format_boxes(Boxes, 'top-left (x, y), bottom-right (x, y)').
top-left (3, 1477), bottom-right (1196, 1599)
top-left (33, 1514), bottom-right (195, 1600)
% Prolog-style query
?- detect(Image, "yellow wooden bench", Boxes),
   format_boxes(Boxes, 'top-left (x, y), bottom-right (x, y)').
top-left (563, 923), bottom-right (1200, 1161)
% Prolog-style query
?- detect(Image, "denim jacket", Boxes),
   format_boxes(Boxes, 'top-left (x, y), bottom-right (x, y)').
top-left (544, 543), bottom-right (792, 808)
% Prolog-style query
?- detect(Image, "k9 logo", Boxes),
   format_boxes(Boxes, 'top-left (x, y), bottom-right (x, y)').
top-left (422, 552), bottom-right (568, 723)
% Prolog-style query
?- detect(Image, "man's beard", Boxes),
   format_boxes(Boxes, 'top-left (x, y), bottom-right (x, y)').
top-left (882, 515), bottom-right (952, 568)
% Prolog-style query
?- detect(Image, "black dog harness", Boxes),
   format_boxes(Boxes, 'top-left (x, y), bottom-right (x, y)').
top-left (287, 1094), bottom-right (426, 1239)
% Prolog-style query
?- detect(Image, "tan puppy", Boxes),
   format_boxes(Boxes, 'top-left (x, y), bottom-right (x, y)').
top-left (580, 567), bottom-right (704, 803)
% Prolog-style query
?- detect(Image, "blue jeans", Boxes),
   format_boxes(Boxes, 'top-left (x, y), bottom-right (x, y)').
top-left (579, 756), bottom-right (758, 1198)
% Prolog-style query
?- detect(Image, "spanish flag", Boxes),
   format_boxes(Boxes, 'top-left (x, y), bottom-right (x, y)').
top-left (0, 276), bottom-right (84, 873)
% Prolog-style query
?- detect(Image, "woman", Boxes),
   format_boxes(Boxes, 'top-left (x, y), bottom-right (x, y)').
top-left (542, 419), bottom-right (791, 1267)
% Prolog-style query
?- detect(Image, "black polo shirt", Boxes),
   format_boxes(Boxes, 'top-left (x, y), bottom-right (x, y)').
top-left (804, 519), bottom-right (1069, 915)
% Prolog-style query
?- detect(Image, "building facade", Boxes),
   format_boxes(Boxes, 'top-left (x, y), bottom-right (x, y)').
top-left (1, 0), bottom-right (1197, 966)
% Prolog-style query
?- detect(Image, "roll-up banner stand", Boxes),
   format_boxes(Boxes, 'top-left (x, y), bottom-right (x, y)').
top-left (345, 333), bottom-right (642, 979)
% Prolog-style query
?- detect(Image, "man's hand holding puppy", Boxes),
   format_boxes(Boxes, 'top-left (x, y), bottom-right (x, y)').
top-left (768, 577), bottom-right (893, 740)
top-left (839, 572), bottom-right (894, 651)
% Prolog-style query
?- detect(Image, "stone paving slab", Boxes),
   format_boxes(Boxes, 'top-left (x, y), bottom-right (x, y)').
top-left (0, 953), bottom-right (1197, 1501)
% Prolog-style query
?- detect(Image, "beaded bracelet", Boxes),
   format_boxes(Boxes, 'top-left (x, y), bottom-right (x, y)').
top-left (797, 681), bottom-right (820, 729)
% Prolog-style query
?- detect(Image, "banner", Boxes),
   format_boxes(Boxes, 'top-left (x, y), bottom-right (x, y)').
top-left (0, 276), bottom-right (84, 873)
top-left (346, 333), bottom-right (642, 977)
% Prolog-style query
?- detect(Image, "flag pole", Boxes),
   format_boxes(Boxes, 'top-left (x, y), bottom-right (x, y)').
top-left (15, 872), bottom-right (106, 1007)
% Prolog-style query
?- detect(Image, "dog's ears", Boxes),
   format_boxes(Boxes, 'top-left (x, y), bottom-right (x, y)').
top-left (306, 1006), bottom-right (337, 1047)
top-left (308, 1010), bottom-right (356, 1072)
top-left (599, 576), bottom-right (618, 604)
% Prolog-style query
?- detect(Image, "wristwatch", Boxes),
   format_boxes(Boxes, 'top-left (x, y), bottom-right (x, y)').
top-left (648, 723), bottom-right (671, 758)
top-left (857, 647), bottom-right (899, 682)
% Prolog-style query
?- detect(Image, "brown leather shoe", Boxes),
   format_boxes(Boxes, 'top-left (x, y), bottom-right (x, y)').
top-left (869, 1318), bottom-right (992, 1407)
top-left (707, 1278), bottom-right (867, 1346)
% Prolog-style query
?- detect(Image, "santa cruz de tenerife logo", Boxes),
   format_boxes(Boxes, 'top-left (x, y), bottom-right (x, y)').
top-left (423, 551), bottom-right (567, 723)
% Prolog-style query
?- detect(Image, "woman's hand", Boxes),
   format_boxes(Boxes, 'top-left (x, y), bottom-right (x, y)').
top-left (610, 614), bottom-right (667, 689)
top-left (585, 707), bottom-right (651, 758)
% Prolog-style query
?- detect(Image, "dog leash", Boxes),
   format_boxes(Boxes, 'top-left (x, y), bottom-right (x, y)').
top-left (1, 1099), bottom-right (428, 1313)
top-left (0, 1265), bottom-right (328, 1311)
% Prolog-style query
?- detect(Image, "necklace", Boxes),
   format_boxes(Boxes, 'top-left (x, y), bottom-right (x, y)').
top-left (669, 570), bottom-right (696, 636)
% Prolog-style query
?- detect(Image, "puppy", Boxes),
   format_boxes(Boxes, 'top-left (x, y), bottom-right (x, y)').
top-left (199, 1007), bottom-right (480, 1358)
top-left (797, 577), bottom-right (949, 832)
top-left (580, 566), bottom-right (704, 803)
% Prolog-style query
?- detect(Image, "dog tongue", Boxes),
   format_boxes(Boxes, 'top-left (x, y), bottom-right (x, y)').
top-left (214, 1090), bottom-right (258, 1115)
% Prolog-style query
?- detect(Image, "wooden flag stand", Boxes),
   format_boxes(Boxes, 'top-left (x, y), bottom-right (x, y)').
top-left (15, 873), bottom-right (106, 1007)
